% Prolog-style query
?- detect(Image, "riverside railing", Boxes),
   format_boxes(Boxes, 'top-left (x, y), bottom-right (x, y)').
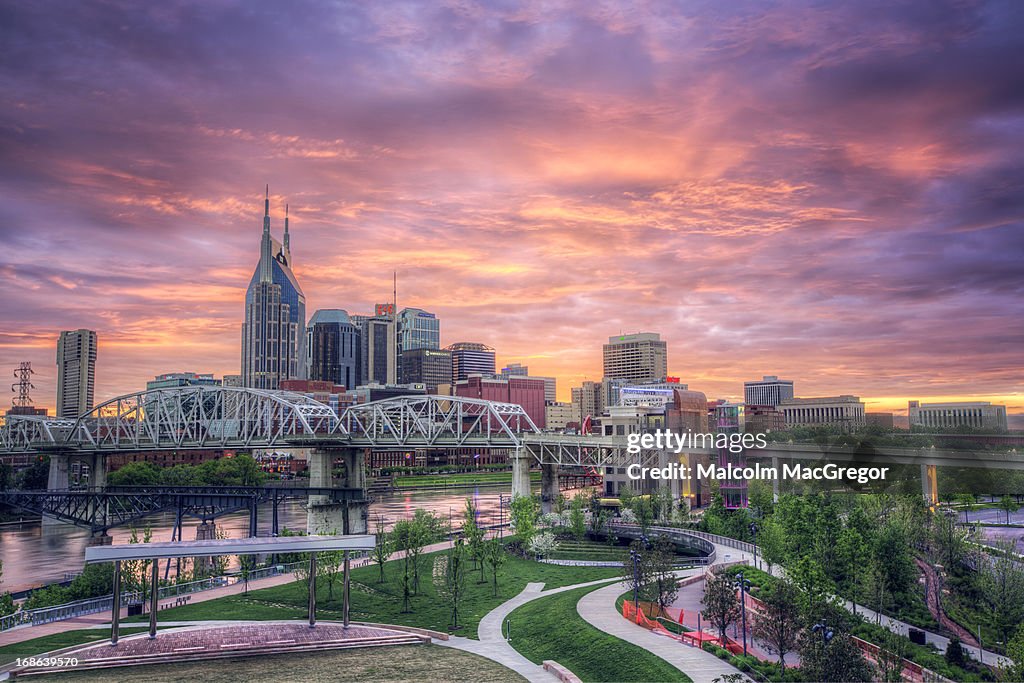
top-left (0, 556), bottom-right (354, 633)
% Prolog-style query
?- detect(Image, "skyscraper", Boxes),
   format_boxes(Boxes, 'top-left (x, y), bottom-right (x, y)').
top-left (602, 333), bottom-right (667, 384)
top-left (361, 308), bottom-right (397, 385)
top-left (307, 309), bottom-right (362, 389)
top-left (397, 308), bottom-right (440, 352)
top-left (56, 329), bottom-right (97, 418)
top-left (241, 188), bottom-right (306, 389)
top-left (446, 342), bottom-right (496, 382)
top-left (399, 348), bottom-right (452, 392)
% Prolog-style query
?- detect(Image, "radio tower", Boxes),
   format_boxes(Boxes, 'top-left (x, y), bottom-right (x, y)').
top-left (11, 361), bottom-right (35, 410)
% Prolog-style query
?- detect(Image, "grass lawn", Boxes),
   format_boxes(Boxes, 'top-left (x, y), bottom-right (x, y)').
top-left (0, 628), bottom-right (150, 666)
top-left (125, 546), bottom-right (620, 637)
top-left (393, 471), bottom-right (540, 487)
top-left (507, 584), bottom-right (691, 683)
top-left (31, 644), bottom-right (526, 682)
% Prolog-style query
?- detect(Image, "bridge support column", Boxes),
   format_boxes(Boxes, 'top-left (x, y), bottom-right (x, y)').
top-left (42, 452), bottom-right (72, 529)
top-left (921, 463), bottom-right (938, 508)
top-left (511, 449), bottom-right (532, 499)
top-left (341, 450), bottom-right (368, 535)
top-left (540, 462), bottom-right (558, 515)
top-left (307, 448), bottom-right (345, 535)
top-left (90, 454), bottom-right (107, 490)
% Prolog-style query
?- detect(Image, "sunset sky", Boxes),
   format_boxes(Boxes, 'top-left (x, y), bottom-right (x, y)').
top-left (1, 1), bottom-right (1022, 414)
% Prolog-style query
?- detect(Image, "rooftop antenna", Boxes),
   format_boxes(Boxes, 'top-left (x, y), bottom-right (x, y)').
top-left (11, 361), bottom-right (35, 408)
top-left (284, 203), bottom-right (290, 251)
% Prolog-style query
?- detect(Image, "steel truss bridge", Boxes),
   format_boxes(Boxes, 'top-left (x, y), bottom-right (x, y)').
top-left (0, 485), bottom-right (364, 534)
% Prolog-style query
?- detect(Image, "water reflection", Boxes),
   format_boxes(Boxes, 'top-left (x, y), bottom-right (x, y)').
top-left (0, 485), bottom-right (522, 593)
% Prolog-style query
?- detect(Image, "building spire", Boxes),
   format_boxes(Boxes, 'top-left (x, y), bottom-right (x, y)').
top-left (259, 186), bottom-right (273, 282)
top-left (284, 203), bottom-right (290, 251)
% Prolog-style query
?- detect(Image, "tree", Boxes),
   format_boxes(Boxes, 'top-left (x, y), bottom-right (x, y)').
top-left (107, 461), bottom-right (163, 486)
top-left (371, 517), bottom-right (392, 583)
top-left (798, 628), bottom-right (873, 682)
top-left (0, 460), bottom-right (12, 490)
top-left (944, 635), bottom-right (966, 670)
top-left (0, 559), bottom-right (15, 618)
top-left (392, 519), bottom-right (416, 613)
top-left (528, 532), bottom-right (558, 558)
top-left (445, 539), bottom-right (469, 629)
top-left (954, 493), bottom-right (976, 523)
top-left (1001, 624), bottom-right (1024, 682)
top-left (757, 518), bottom-right (786, 574)
top-left (875, 629), bottom-right (909, 682)
top-left (484, 538), bottom-right (506, 597)
top-left (17, 456), bottom-right (49, 490)
top-left (509, 494), bottom-right (539, 545)
top-left (980, 540), bottom-right (1024, 649)
top-left (996, 495), bottom-right (1019, 525)
top-left (751, 579), bottom-right (800, 672)
top-left (836, 523), bottom-right (870, 613)
top-left (239, 554), bottom-right (257, 595)
top-left (319, 546), bottom-right (344, 601)
top-left (121, 525), bottom-right (154, 605)
top-left (568, 494), bottom-right (587, 542)
top-left (648, 540), bottom-right (678, 613)
top-left (789, 555), bottom-right (833, 617)
top-left (462, 498), bottom-right (486, 583)
top-left (702, 572), bottom-right (739, 645)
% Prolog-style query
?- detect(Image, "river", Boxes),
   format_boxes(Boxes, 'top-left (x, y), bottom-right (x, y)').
top-left (0, 485), bottom-right (519, 593)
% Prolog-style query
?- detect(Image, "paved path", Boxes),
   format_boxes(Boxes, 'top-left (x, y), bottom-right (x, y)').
top-left (577, 576), bottom-right (751, 683)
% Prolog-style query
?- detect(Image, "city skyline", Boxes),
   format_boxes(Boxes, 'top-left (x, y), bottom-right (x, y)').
top-left (1, 2), bottom-right (1022, 414)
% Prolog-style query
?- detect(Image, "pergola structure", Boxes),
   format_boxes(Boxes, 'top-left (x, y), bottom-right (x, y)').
top-left (84, 534), bottom-right (375, 645)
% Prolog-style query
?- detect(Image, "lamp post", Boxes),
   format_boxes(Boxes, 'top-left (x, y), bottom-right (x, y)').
top-left (734, 572), bottom-right (752, 656)
top-left (749, 521), bottom-right (759, 571)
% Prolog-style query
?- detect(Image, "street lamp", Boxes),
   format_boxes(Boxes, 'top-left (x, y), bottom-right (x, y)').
top-left (734, 572), bottom-right (752, 656)
top-left (749, 522), bottom-right (759, 571)
top-left (812, 620), bottom-right (834, 646)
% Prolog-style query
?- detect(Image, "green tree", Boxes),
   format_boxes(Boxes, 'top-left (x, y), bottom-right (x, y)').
top-left (789, 555), bottom-right (834, 617)
top-left (751, 579), bottom-right (801, 672)
top-left (875, 629), bottom-right (909, 682)
top-left (509, 494), bottom-right (539, 545)
top-left (798, 628), bottom-right (873, 682)
top-left (568, 494), bottom-right (587, 542)
top-left (392, 519), bottom-right (416, 613)
top-left (980, 540), bottom-right (1024, 649)
top-left (757, 517), bottom-right (786, 574)
top-left (944, 635), bottom-right (966, 670)
top-left (462, 498), bottom-right (486, 583)
top-left (445, 539), bottom-right (469, 629)
top-left (1001, 624), bottom-right (1024, 682)
top-left (648, 539), bottom-right (678, 612)
top-left (17, 456), bottom-right (50, 490)
top-left (371, 517), bottom-right (392, 583)
top-left (107, 462), bottom-right (162, 486)
top-left (239, 554), bottom-right (257, 595)
top-left (996, 495), bottom-right (1019, 525)
top-left (954, 493), bottom-right (976, 523)
top-left (121, 525), bottom-right (154, 605)
top-left (319, 546), bottom-right (344, 601)
top-left (0, 559), bottom-right (15, 617)
top-left (484, 538), bottom-right (507, 597)
top-left (702, 572), bottom-right (740, 644)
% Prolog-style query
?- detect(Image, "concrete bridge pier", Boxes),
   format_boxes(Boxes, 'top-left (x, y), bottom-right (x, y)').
top-left (42, 452), bottom-right (73, 529)
top-left (511, 448), bottom-right (532, 499)
top-left (540, 462), bottom-right (558, 514)
top-left (921, 463), bottom-right (938, 508)
top-left (306, 448), bottom-right (368, 535)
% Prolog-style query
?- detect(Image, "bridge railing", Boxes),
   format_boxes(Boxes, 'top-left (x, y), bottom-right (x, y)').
top-left (606, 522), bottom-right (754, 558)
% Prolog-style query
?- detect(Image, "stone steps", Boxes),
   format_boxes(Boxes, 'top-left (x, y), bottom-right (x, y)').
top-left (10, 633), bottom-right (428, 677)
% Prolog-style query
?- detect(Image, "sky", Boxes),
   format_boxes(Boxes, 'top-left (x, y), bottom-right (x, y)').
top-left (0, 0), bottom-right (1022, 414)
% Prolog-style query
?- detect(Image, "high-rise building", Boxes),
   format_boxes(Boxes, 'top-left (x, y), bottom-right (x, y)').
top-left (307, 309), bottom-right (362, 389)
top-left (146, 373), bottom-right (221, 390)
top-left (361, 311), bottom-right (397, 385)
top-left (241, 189), bottom-right (306, 389)
top-left (399, 348), bottom-right (452, 393)
top-left (602, 333), bottom-right (667, 384)
top-left (446, 342), bottom-right (495, 382)
top-left (397, 308), bottom-right (440, 352)
top-left (56, 329), bottom-right (97, 418)
top-left (908, 401), bottom-right (1007, 431)
top-left (743, 376), bottom-right (795, 408)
